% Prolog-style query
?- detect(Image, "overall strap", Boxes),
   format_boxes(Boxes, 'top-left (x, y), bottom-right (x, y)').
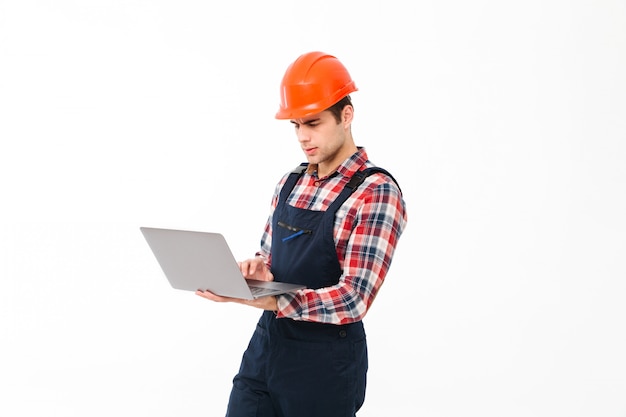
top-left (326, 167), bottom-right (402, 215)
top-left (278, 163), bottom-right (308, 204)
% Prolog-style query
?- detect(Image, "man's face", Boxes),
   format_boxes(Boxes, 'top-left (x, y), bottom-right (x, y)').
top-left (290, 108), bottom-right (352, 172)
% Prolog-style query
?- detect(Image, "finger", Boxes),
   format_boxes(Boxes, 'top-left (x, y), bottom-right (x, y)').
top-left (239, 261), bottom-right (252, 277)
top-left (195, 290), bottom-right (223, 301)
top-left (242, 263), bottom-right (257, 278)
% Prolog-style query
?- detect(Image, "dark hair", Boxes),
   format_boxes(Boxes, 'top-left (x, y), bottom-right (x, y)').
top-left (326, 95), bottom-right (353, 123)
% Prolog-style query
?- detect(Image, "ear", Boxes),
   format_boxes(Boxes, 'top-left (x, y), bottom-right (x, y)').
top-left (342, 105), bottom-right (354, 128)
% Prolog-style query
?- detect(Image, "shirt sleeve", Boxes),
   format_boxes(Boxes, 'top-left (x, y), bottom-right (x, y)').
top-left (275, 180), bottom-right (407, 324)
top-left (257, 178), bottom-right (285, 268)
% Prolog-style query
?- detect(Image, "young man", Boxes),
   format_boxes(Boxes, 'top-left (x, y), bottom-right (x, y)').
top-left (196, 51), bottom-right (408, 417)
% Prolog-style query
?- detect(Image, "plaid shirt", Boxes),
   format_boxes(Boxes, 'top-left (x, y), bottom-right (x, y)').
top-left (258, 147), bottom-right (408, 324)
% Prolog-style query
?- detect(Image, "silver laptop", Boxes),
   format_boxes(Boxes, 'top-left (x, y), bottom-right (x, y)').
top-left (140, 227), bottom-right (305, 300)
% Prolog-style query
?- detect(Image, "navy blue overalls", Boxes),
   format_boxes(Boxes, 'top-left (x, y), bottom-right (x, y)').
top-left (226, 164), bottom-right (398, 417)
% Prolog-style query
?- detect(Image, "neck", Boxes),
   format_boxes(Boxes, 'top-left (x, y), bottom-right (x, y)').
top-left (317, 143), bottom-right (358, 178)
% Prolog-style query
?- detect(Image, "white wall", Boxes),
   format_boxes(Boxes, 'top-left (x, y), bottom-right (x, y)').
top-left (1, 1), bottom-right (625, 416)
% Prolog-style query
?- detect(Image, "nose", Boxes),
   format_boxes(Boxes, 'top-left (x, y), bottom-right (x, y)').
top-left (296, 126), bottom-right (310, 143)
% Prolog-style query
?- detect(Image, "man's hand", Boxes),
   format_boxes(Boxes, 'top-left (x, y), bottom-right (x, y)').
top-left (238, 256), bottom-right (273, 281)
top-left (195, 289), bottom-right (278, 311)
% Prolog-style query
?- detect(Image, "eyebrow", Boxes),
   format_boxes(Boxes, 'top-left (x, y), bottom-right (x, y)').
top-left (291, 118), bottom-right (321, 126)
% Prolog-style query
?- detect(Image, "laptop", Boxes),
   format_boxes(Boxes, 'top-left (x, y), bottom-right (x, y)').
top-left (140, 227), bottom-right (305, 300)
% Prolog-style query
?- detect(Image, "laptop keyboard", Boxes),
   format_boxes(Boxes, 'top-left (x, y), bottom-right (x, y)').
top-left (249, 286), bottom-right (270, 296)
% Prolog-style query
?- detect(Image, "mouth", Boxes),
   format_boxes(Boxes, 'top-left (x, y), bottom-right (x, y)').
top-left (303, 147), bottom-right (317, 155)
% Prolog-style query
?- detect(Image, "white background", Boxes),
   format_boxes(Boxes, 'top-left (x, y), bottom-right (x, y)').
top-left (1, 1), bottom-right (625, 416)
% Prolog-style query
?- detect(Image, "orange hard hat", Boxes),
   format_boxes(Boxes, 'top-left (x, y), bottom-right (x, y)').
top-left (275, 51), bottom-right (358, 120)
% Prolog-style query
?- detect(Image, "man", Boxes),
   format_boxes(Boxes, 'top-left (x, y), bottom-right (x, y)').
top-left (196, 51), bottom-right (408, 417)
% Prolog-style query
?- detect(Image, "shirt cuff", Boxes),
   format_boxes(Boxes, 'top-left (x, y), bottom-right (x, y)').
top-left (275, 292), bottom-right (299, 319)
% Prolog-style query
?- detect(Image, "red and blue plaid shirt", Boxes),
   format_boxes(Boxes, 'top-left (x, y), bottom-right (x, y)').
top-left (258, 148), bottom-right (408, 324)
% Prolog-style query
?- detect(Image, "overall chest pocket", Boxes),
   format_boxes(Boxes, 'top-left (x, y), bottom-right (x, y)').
top-left (277, 221), bottom-right (313, 242)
